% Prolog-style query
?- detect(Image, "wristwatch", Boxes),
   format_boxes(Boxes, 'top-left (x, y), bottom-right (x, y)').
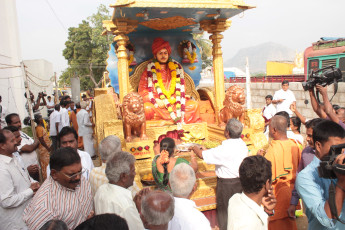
top-left (265, 209), bottom-right (275, 216)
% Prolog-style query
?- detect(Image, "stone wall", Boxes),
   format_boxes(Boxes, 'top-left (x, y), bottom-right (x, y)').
top-left (224, 82), bottom-right (345, 133)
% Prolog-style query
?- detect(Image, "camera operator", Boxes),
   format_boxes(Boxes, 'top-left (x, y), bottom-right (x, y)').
top-left (295, 120), bottom-right (345, 229)
top-left (309, 85), bottom-right (345, 130)
top-left (24, 91), bottom-right (47, 115)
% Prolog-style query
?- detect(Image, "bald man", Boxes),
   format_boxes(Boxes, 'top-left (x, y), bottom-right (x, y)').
top-left (140, 190), bottom-right (174, 230)
top-left (264, 115), bottom-right (301, 230)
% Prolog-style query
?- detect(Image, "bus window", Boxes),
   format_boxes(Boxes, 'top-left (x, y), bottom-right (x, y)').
top-left (308, 59), bottom-right (319, 76)
top-left (321, 59), bottom-right (337, 68)
top-left (339, 57), bottom-right (345, 81)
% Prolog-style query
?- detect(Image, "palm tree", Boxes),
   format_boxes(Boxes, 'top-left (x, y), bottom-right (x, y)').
top-left (193, 33), bottom-right (213, 69)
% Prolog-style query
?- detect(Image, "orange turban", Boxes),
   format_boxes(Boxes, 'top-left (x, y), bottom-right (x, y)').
top-left (152, 38), bottom-right (172, 55)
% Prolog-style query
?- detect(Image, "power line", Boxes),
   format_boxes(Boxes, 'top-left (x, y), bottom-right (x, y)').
top-left (44, 0), bottom-right (67, 32)
top-left (26, 70), bottom-right (53, 82)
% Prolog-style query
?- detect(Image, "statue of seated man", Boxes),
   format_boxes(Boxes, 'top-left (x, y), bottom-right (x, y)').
top-left (138, 38), bottom-right (201, 124)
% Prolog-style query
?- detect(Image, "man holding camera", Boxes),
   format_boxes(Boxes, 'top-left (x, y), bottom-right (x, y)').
top-left (24, 91), bottom-right (47, 115)
top-left (309, 84), bottom-right (345, 130)
top-left (296, 120), bottom-right (345, 229)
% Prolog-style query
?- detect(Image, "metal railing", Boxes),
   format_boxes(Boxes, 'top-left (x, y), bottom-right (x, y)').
top-left (226, 75), bottom-right (305, 83)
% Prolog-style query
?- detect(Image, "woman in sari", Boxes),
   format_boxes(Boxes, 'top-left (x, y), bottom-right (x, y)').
top-left (34, 114), bottom-right (52, 180)
top-left (152, 137), bottom-right (198, 191)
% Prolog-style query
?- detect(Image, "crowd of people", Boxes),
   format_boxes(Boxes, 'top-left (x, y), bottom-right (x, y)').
top-left (1, 80), bottom-right (345, 230)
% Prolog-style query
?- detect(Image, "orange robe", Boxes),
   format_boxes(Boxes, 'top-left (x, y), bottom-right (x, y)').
top-left (138, 65), bottom-right (201, 124)
top-left (76, 108), bottom-right (84, 149)
top-left (265, 139), bottom-right (301, 230)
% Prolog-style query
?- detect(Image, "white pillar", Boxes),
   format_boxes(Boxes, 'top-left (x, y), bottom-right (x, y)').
top-left (246, 57), bottom-right (252, 109)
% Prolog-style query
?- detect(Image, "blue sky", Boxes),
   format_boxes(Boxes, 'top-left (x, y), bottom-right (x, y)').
top-left (16, 0), bottom-right (344, 75)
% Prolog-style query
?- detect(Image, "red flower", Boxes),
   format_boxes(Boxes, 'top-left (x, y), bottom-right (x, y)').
top-left (147, 72), bottom-right (153, 77)
top-left (137, 146), bottom-right (143, 151)
top-left (176, 88), bottom-right (181, 92)
top-left (153, 80), bottom-right (158, 84)
top-left (177, 74), bottom-right (180, 78)
top-left (144, 145), bottom-right (150, 150)
top-left (180, 79), bottom-right (185, 84)
top-left (151, 66), bottom-right (155, 70)
top-left (150, 98), bottom-right (156, 104)
top-left (181, 92), bottom-right (185, 97)
top-left (181, 105), bottom-right (185, 111)
top-left (241, 134), bottom-right (244, 138)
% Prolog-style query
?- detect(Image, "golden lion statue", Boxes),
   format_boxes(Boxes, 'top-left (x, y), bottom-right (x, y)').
top-left (219, 85), bottom-right (246, 126)
top-left (122, 92), bottom-right (148, 142)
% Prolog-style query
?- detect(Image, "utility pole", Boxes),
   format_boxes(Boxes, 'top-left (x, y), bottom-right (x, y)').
top-left (20, 61), bottom-right (43, 183)
top-left (54, 72), bottom-right (59, 104)
top-left (246, 57), bottom-right (252, 109)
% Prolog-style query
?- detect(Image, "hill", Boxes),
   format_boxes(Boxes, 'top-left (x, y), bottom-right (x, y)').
top-left (224, 42), bottom-right (295, 74)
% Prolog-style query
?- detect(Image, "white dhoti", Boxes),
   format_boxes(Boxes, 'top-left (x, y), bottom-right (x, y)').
top-left (83, 133), bottom-right (95, 157)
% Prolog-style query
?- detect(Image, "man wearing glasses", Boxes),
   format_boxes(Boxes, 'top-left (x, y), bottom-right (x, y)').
top-left (23, 147), bottom-right (94, 229)
top-left (46, 127), bottom-right (94, 179)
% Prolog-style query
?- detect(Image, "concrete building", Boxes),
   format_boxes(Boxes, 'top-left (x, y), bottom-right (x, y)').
top-left (0, 0), bottom-right (26, 122)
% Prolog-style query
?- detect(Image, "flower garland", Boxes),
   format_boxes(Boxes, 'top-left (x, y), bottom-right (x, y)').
top-left (185, 50), bottom-right (197, 64)
top-left (147, 59), bottom-right (186, 123)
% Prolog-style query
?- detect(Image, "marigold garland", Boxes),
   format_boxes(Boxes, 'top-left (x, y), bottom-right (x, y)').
top-left (147, 59), bottom-right (186, 124)
top-left (185, 51), bottom-right (197, 64)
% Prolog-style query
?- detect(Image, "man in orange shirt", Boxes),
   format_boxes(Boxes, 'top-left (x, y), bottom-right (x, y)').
top-left (265, 115), bottom-right (301, 230)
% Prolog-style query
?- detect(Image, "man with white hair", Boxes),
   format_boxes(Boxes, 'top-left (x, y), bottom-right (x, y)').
top-left (140, 190), bottom-right (175, 230)
top-left (191, 118), bottom-right (248, 230)
top-left (168, 163), bottom-right (211, 230)
top-left (94, 151), bottom-right (144, 230)
top-left (89, 135), bottom-right (121, 195)
top-left (77, 101), bottom-right (95, 157)
top-left (89, 135), bottom-right (140, 196)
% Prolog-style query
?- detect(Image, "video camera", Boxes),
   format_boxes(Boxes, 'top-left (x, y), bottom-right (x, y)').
top-left (302, 66), bottom-right (342, 91)
top-left (38, 92), bottom-right (47, 97)
top-left (318, 143), bottom-right (345, 179)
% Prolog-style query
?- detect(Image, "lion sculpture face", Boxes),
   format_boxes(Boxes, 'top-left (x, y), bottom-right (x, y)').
top-left (123, 92), bottom-right (145, 124)
top-left (224, 85), bottom-right (246, 107)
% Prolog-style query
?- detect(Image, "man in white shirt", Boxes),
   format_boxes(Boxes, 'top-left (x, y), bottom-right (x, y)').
top-left (263, 95), bottom-right (276, 124)
top-left (5, 113), bottom-right (40, 180)
top-left (168, 163), bottom-right (211, 230)
top-left (50, 104), bottom-right (61, 151)
top-left (94, 151), bottom-right (145, 230)
top-left (46, 127), bottom-right (94, 179)
top-left (272, 80), bottom-right (296, 116)
top-left (191, 118), bottom-right (248, 230)
top-left (77, 101), bottom-right (95, 157)
top-left (228, 155), bottom-right (276, 230)
top-left (59, 100), bottom-right (70, 130)
top-left (140, 190), bottom-right (175, 230)
top-left (46, 95), bottom-right (55, 117)
top-left (0, 129), bottom-right (40, 229)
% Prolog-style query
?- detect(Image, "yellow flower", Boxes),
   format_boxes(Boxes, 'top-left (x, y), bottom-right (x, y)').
top-left (168, 107), bottom-right (173, 113)
top-left (176, 91), bottom-right (181, 96)
top-left (155, 61), bottom-right (176, 99)
top-left (185, 51), bottom-right (197, 64)
top-left (168, 61), bottom-right (176, 71)
top-left (168, 97), bottom-right (176, 104)
top-left (176, 104), bottom-right (181, 109)
top-left (160, 95), bottom-right (165, 100)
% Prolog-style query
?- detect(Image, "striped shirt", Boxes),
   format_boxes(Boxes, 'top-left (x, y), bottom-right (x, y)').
top-left (23, 176), bottom-right (93, 230)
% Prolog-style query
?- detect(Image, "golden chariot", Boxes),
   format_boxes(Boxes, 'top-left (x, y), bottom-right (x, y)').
top-left (93, 0), bottom-right (267, 212)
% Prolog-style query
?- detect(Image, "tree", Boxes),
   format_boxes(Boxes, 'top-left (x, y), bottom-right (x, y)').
top-left (193, 33), bottom-right (213, 69)
top-left (61, 4), bottom-right (111, 90)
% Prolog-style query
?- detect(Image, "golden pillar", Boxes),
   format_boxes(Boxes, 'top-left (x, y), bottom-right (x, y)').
top-left (102, 19), bottom-right (138, 102)
top-left (200, 19), bottom-right (231, 124)
top-left (114, 34), bottom-right (130, 101)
